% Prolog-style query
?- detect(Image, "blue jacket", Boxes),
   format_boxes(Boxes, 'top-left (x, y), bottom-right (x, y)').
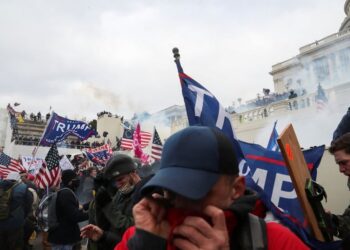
top-left (0, 180), bottom-right (32, 230)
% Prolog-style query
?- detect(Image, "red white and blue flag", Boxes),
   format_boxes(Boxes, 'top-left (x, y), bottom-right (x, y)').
top-left (315, 83), bottom-right (328, 111)
top-left (120, 127), bottom-right (151, 150)
top-left (0, 152), bottom-right (26, 178)
top-left (34, 144), bottom-right (61, 189)
top-left (151, 127), bottom-right (163, 161)
top-left (84, 144), bottom-right (113, 166)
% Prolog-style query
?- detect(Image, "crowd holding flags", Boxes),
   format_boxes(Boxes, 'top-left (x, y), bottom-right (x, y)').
top-left (0, 49), bottom-right (345, 248)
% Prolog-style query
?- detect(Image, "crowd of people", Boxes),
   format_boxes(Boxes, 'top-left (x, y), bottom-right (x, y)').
top-left (97, 111), bottom-right (123, 120)
top-left (0, 114), bottom-right (350, 249)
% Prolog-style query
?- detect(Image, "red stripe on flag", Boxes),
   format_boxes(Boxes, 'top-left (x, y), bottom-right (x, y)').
top-left (246, 154), bottom-right (313, 170)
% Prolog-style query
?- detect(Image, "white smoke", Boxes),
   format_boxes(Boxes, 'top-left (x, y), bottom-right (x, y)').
top-left (253, 97), bottom-right (349, 149)
top-left (78, 83), bottom-right (121, 110)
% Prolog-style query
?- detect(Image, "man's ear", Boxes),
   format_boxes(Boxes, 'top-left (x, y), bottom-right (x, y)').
top-left (232, 176), bottom-right (245, 200)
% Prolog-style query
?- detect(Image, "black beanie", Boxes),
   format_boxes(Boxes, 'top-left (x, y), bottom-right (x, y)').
top-left (61, 169), bottom-right (77, 186)
top-left (104, 154), bottom-right (136, 180)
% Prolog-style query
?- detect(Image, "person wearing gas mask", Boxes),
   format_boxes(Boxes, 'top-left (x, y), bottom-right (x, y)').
top-left (80, 154), bottom-right (141, 250)
top-left (48, 169), bottom-right (89, 250)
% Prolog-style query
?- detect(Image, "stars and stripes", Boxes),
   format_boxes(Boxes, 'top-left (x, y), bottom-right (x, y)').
top-left (34, 144), bottom-right (61, 189)
top-left (0, 153), bottom-right (26, 178)
top-left (315, 83), bottom-right (328, 111)
top-left (151, 127), bottom-right (163, 161)
top-left (140, 131), bottom-right (152, 148)
top-left (120, 127), bottom-right (152, 150)
top-left (120, 128), bottom-right (134, 150)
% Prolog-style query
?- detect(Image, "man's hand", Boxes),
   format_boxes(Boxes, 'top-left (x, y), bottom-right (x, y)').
top-left (80, 224), bottom-right (104, 242)
top-left (172, 205), bottom-right (230, 250)
top-left (133, 197), bottom-right (170, 239)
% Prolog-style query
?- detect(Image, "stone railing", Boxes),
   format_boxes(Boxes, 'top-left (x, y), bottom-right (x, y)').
top-left (299, 29), bottom-right (350, 53)
top-left (232, 93), bottom-right (316, 124)
top-left (271, 57), bottom-right (299, 73)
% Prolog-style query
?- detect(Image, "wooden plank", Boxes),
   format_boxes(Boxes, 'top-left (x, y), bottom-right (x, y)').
top-left (277, 124), bottom-right (325, 241)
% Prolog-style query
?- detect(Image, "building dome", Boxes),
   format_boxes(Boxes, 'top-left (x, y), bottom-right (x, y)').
top-left (340, 0), bottom-right (350, 32)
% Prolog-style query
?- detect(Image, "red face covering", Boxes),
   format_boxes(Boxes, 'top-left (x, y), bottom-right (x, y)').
top-left (165, 207), bottom-right (237, 250)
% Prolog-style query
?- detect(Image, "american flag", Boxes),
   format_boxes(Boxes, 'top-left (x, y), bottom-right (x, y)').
top-left (34, 144), bottom-right (61, 189)
top-left (120, 128), bottom-right (152, 150)
top-left (151, 127), bottom-right (163, 161)
top-left (0, 153), bottom-right (26, 178)
top-left (315, 83), bottom-right (328, 111)
top-left (120, 128), bottom-right (134, 150)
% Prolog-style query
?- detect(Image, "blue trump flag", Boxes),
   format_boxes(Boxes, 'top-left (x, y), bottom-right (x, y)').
top-left (267, 120), bottom-right (280, 151)
top-left (173, 49), bottom-right (342, 249)
top-left (239, 140), bottom-right (323, 227)
top-left (173, 49), bottom-right (246, 167)
top-left (39, 112), bottom-right (97, 146)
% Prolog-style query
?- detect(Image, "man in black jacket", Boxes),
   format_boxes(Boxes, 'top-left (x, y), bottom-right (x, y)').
top-left (48, 169), bottom-right (88, 250)
top-left (80, 154), bottom-right (141, 249)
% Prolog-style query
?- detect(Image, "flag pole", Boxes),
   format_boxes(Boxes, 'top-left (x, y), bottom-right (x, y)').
top-left (31, 111), bottom-right (54, 165)
top-left (172, 47), bottom-right (184, 74)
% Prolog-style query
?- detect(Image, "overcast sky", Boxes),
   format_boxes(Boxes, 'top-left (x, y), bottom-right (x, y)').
top-left (0, 0), bottom-right (346, 120)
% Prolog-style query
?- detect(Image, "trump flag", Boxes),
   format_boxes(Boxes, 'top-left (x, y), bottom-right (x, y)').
top-left (39, 112), bottom-right (97, 146)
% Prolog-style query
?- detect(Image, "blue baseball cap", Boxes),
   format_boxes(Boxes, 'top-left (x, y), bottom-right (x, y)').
top-left (141, 126), bottom-right (239, 200)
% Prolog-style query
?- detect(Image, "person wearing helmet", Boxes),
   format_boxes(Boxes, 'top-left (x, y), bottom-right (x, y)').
top-left (81, 154), bottom-right (141, 250)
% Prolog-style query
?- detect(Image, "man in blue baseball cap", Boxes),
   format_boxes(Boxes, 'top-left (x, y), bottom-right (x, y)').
top-left (115, 126), bottom-right (309, 250)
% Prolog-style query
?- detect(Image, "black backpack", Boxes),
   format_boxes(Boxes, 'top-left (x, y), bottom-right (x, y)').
top-left (236, 214), bottom-right (268, 250)
top-left (36, 188), bottom-right (76, 232)
top-left (0, 182), bottom-right (20, 220)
